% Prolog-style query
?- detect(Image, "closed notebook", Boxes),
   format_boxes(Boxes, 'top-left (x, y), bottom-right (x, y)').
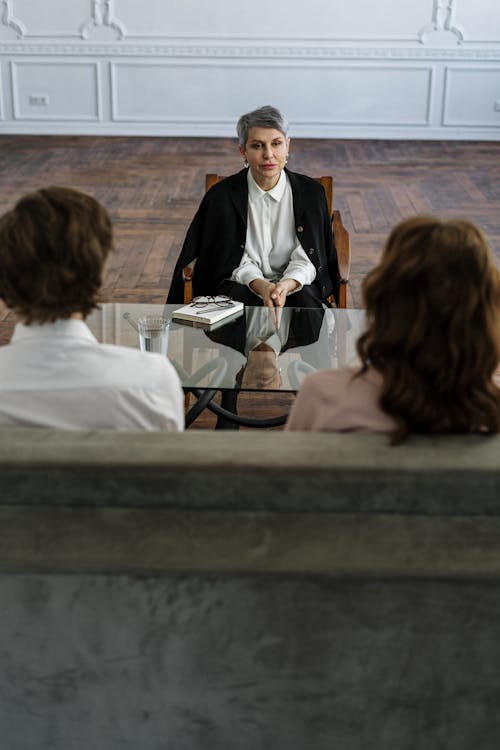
top-left (172, 296), bottom-right (244, 326)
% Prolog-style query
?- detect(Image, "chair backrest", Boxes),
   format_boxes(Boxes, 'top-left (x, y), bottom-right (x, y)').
top-left (205, 173), bottom-right (334, 216)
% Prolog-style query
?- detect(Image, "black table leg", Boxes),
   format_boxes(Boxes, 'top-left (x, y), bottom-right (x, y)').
top-left (187, 388), bottom-right (288, 429)
top-left (184, 388), bottom-right (218, 428)
top-left (215, 391), bottom-right (240, 430)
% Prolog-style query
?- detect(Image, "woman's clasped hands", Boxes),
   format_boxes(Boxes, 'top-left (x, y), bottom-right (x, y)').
top-left (249, 277), bottom-right (299, 309)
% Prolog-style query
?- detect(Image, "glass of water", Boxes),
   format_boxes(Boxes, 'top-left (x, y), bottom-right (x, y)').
top-left (137, 316), bottom-right (170, 356)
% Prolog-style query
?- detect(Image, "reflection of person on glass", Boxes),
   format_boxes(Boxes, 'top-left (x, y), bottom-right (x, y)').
top-left (0, 187), bottom-right (184, 431)
top-left (237, 308), bottom-right (291, 390)
top-left (287, 217), bottom-right (500, 441)
top-left (206, 306), bottom-right (325, 390)
top-left (167, 105), bottom-right (340, 308)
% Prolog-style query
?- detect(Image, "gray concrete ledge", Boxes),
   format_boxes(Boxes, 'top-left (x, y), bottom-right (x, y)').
top-left (1, 429), bottom-right (500, 514)
top-left (1, 506), bottom-right (500, 578)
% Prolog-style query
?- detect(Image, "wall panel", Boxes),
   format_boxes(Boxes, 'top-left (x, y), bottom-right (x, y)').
top-left (111, 61), bottom-right (432, 128)
top-left (457, 0), bottom-right (500, 43)
top-left (11, 61), bottom-right (100, 121)
top-left (443, 67), bottom-right (500, 127)
top-left (116, 0), bottom-right (430, 40)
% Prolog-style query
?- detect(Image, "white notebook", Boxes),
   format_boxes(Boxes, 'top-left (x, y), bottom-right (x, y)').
top-left (172, 296), bottom-right (244, 326)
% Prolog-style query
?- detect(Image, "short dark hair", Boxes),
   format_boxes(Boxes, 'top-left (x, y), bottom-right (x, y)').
top-left (0, 186), bottom-right (113, 324)
top-left (236, 105), bottom-right (289, 147)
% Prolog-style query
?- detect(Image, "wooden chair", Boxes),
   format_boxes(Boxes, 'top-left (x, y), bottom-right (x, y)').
top-left (183, 173), bottom-right (351, 307)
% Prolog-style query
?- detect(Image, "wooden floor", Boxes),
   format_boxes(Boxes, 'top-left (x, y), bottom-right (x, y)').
top-left (0, 135), bottom-right (499, 427)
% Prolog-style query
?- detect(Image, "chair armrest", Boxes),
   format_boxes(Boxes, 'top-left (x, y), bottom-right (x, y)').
top-left (331, 210), bottom-right (351, 309)
top-left (332, 210), bottom-right (351, 282)
top-left (182, 261), bottom-right (195, 304)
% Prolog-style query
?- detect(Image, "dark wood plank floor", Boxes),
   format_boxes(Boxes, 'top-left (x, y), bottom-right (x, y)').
top-left (0, 135), bottom-right (499, 427)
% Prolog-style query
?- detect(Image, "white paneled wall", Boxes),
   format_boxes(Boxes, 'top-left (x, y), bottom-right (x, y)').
top-left (0, 0), bottom-right (499, 139)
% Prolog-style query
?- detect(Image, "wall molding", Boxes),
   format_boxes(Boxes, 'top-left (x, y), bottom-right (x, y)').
top-left (0, 0), bottom-right (26, 38)
top-left (0, 120), bottom-right (497, 141)
top-left (0, 11), bottom-right (498, 141)
top-left (418, 0), bottom-right (466, 44)
top-left (79, 1), bottom-right (126, 41)
top-left (0, 42), bottom-right (499, 61)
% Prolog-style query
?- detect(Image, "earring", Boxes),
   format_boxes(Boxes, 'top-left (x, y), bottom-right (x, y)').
top-left (244, 160), bottom-right (249, 168)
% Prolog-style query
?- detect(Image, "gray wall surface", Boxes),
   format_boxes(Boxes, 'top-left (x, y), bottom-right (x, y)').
top-left (2, 573), bottom-right (500, 750)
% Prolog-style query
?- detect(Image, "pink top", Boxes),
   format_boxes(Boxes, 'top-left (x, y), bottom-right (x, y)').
top-left (285, 366), bottom-right (397, 433)
top-left (286, 366), bottom-right (500, 434)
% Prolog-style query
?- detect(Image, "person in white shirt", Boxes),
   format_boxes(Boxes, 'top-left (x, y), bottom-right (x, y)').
top-left (0, 186), bottom-right (184, 431)
top-left (167, 105), bottom-right (341, 309)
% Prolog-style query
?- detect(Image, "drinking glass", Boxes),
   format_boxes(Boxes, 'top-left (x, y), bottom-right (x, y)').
top-left (137, 316), bottom-right (170, 356)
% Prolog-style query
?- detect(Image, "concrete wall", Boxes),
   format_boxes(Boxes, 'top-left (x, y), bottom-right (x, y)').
top-left (0, 0), bottom-right (499, 139)
top-left (3, 573), bottom-right (500, 750)
top-left (2, 428), bottom-right (500, 748)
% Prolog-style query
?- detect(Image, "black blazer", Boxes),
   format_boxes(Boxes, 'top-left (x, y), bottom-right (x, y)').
top-left (166, 168), bottom-right (341, 305)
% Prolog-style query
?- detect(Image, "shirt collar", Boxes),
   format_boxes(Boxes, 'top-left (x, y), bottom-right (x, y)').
top-left (247, 168), bottom-right (287, 204)
top-left (11, 318), bottom-right (98, 344)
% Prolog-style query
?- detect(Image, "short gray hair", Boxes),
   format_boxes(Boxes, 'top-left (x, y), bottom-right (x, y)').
top-left (236, 105), bottom-right (289, 147)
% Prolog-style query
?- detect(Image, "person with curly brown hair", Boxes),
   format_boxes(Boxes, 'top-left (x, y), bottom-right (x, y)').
top-left (286, 216), bottom-right (500, 442)
top-left (0, 186), bottom-right (184, 430)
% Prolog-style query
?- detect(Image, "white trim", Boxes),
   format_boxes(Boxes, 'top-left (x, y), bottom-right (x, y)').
top-left (0, 120), bottom-right (497, 141)
top-left (0, 41), bottom-right (499, 60)
top-left (79, 0), bottom-right (126, 41)
top-left (418, 0), bottom-right (466, 45)
top-left (4, 29), bottom-right (499, 47)
top-left (0, 0), bottom-right (26, 38)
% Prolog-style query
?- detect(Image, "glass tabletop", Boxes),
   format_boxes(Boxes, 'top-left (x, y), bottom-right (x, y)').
top-left (86, 303), bottom-right (366, 393)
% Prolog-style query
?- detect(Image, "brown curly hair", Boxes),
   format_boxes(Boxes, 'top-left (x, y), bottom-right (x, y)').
top-left (357, 216), bottom-right (500, 442)
top-left (0, 186), bottom-right (113, 324)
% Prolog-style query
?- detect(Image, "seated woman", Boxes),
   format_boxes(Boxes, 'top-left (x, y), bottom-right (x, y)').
top-left (286, 216), bottom-right (500, 441)
top-left (0, 186), bottom-right (184, 431)
top-left (167, 105), bottom-right (340, 309)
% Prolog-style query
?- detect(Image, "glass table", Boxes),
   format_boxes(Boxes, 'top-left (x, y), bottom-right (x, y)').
top-left (87, 304), bottom-right (366, 429)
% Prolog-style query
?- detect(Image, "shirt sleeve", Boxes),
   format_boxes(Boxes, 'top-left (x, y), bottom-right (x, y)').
top-left (230, 251), bottom-right (265, 289)
top-left (232, 243), bottom-right (317, 294)
top-left (280, 242), bottom-right (317, 292)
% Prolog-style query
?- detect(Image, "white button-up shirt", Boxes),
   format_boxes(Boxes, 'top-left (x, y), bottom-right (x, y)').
top-left (0, 319), bottom-right (184, 431)
top-left (231, 170), bottom-right (316, 294)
